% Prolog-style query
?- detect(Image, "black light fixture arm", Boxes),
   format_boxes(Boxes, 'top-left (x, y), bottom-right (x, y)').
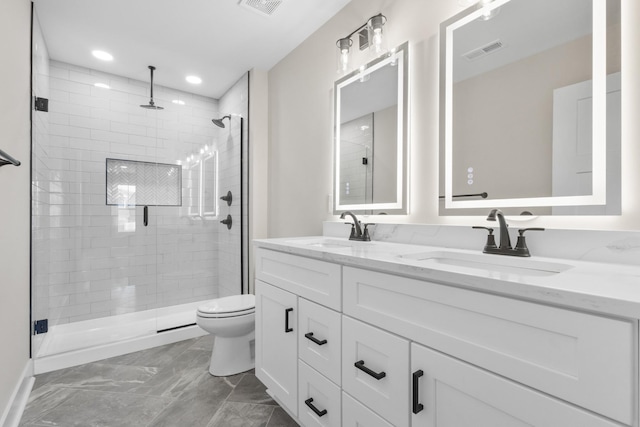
top-left (336, 13), bottom-right (387, 46)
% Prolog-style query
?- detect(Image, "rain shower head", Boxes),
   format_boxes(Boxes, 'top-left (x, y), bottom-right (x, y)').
top-left (140, 65), bottom-right (164, 110)
top-left (212, 115), bottom-right (231, 128)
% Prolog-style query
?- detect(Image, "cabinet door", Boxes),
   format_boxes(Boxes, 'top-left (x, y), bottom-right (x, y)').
top-left (255, 280), bottom-right (298, 416)
top-left (342, 316), bottom-right (410, 427)
top-left (411, 343), bottom-right (622, 427)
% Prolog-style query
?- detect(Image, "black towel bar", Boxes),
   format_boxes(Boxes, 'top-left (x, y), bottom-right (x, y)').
top-left (0, 148), bottom-right (20, 167)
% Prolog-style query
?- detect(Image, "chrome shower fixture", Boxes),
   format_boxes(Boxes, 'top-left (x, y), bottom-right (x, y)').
top-left (140, 65), bottom-right (164, 110)
top-left (212, 115), bottom-right (231, 128)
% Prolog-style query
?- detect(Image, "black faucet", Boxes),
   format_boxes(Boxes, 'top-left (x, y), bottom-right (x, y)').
top-left (487, 209), bottom-right (511, 251)
top-left (339, 211), bottom-right (371, 241)
top-left (473, 209), bottom-right (545, 257)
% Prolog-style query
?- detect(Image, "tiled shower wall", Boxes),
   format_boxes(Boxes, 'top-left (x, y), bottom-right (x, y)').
top-left (31, 57), bottom-right (242, 329)
top-left (217, 73), bottom-right (249, 298)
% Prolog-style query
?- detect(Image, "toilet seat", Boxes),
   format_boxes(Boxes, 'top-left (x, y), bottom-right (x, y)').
top-left (197, 294), bottom-right (255, 318)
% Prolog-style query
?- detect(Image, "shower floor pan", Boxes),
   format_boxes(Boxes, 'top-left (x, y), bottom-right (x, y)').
top-left (33, 300), bottom-right (209, 374)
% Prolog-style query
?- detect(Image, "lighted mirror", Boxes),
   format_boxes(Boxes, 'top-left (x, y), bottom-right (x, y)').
top-left (439, 0), bottom-right (621, 215)
top-left (334, 42), bottom-right (409, 214)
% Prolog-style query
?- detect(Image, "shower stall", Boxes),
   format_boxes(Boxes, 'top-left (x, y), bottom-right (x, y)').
top-left (30, 12), bottom-right (249, 373)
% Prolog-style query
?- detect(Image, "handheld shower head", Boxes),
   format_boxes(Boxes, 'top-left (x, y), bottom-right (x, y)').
top-left (212, 115), bottom-right (231, 128)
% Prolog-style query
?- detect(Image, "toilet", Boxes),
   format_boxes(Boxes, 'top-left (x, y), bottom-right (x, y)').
top-left (196, 294), bottom-right (256, 376)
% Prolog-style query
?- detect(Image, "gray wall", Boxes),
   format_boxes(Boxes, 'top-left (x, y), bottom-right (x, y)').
top-left (0, 0), bottom-right (31, 419)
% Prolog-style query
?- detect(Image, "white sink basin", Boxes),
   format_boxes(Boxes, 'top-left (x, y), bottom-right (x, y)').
top-left (285, 238), bottom-right (356, 250)
top-left (398, 250), bottom-right (573, 277)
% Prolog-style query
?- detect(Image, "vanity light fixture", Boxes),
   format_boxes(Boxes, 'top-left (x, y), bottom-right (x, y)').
top-left (172, 99), bottom-right (186, 105)
top-left (336, 13), bottom-right (387, 74)
top-left (94, 82), bottom-right (110, 89)
top-left (478, 0), bottom-right (500, 21)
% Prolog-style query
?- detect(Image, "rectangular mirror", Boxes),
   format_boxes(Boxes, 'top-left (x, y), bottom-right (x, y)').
top-left (439, 0), bottom-right (621, 215)
top-left (334, 42), bottom-right (409, 214)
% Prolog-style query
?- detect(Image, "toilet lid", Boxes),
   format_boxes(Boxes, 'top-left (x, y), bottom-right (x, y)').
top-left (197, 294), bottom-right (255, 316)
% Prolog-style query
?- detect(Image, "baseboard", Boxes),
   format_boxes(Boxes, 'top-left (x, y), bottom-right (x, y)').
top-left (34, 325), bottom-right (207, 374)
top-left (0, 360), bottom-right (35, 427)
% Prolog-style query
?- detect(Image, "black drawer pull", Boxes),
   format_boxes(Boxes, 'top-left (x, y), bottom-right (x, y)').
top-left (354, 360), bottom-right (386, 380)
top-left (304, 332), bottom-right (327, 346)
top-left (304, 398), bottom-right (327, 417)
top-left (143, 206), bottom-right (149, 226)
top-left (412, 369), bottom-right (424, 414)
top-left (284, 308), bottom-right (293, 333)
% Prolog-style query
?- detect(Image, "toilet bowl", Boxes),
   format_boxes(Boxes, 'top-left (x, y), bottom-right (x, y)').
top-left (196, 294), bottom-right (256, 376)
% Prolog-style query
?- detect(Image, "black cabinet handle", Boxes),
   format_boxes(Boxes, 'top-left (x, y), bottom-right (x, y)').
top-left (284, 308), bottom-right (293, 333)
top-left (143, 206), bottom-right (149, 227)
top-left (304, 332), bottom-right (327, 346)
top-left (304, 398), bottom-right (327, 417)
top-left (412, 370), bottom-right (424, 414)
top-left (354, 360), bottom-right (386, 380)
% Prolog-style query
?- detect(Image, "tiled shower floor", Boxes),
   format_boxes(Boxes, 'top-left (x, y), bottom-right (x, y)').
top-left (19, 336), bottom-right (298, 426)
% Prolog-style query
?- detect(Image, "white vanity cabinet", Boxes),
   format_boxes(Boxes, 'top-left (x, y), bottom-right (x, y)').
top-left (255, 249), bottom-right (343, 424)
top-left (255, 246), bottom-right (638, 427)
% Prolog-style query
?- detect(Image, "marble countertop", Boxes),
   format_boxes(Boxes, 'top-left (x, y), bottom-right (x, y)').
top-left (254, 236), bottom-right (640, 319)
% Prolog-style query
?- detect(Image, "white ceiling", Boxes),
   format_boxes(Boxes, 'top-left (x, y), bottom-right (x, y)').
top-left (34, 0), bottom-right (352, 99)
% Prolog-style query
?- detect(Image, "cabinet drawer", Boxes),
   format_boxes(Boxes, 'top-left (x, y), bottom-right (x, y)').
top-left (342, 392), bottom-right (394, 427)
top-left (299, 360), bottom-right (341, 426)
top-left (412, 343), bottom-right (622, 427)
top-left (299, 298), bottom-right (341, 385)
top-left (343, 267), bottom-right (635, 424)
top-left (342, 316), bottom-right (410, 427)
top-left (256, 249), bottom-right (342, 310)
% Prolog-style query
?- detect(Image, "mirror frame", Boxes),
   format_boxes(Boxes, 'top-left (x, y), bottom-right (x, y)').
top-left (440, 0), bottom-right (608, 210)
top-left (334, 41), bottom-right (410, 214)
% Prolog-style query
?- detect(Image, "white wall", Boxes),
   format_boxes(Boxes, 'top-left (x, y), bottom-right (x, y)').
top-left (267, 0), bottom-right (640, 235)
top-left (0, 0), bottom-right (32, 419)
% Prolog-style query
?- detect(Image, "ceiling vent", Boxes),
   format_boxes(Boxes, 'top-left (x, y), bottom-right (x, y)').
top-left (462, 39), bottom-right (504, 61)
top-left (238, 0), bottom-right (283, 17)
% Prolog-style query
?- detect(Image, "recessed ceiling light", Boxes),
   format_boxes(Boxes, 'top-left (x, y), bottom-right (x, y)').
top-left (186, 75), bottom-right (202, 84)
top-left (172, 100), bottom-right (186, 105)
top-left (94, 83), bottom-right (110, 89)
top-left (92, 50), bottom-right (113, 61)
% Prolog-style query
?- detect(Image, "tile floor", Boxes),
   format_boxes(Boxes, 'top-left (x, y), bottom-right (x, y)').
top-left (19, 336), bottom-right (299, 426)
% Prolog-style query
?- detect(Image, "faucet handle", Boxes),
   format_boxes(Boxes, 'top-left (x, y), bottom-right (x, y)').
top-left (344, 222), bottom-right (356, 238)
top-left (472, 226), bottom-right (497, 251)
top-left (362, 223), bottom-right (375, 241)
top-left (514, 228), bottom-right (545, 256)
top-left (517, 227), bottom-right (545, 235)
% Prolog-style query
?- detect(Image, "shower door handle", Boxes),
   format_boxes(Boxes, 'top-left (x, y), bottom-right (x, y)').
top-left (143, 206), bottom-right (149, 226)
